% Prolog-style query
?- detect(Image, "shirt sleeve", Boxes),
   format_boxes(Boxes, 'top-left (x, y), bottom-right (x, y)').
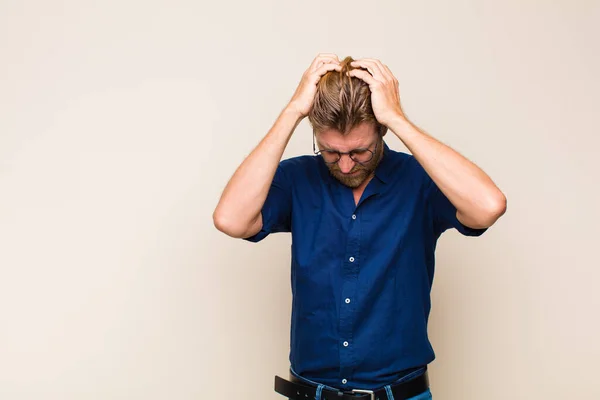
top-left (242, 160), bottom-right (293, 243)
top-left (423, 166), bottom-right (488, 237)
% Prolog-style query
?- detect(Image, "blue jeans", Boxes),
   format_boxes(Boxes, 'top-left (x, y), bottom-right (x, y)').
top-left (289, 366), bottom-right (433, 400)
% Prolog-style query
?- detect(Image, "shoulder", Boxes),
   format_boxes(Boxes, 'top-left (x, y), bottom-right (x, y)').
top-left (279, 154), bottom-right (317, 169)
top-left (392, 150), bottom-right (430, 181)
top-left (279, 155), bottom-right (317, 168)
top-left (278, 155), bottom-right (320, 180)
top-left (378, 145), bottom-right (426, 185)
top-left (387, 147), bottom-right (413, 166)
top-left (389, 149), bottom-right (421, 170)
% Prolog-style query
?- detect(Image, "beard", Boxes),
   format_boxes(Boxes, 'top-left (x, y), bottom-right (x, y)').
top-left (327, 138), bottom-right (384, 188)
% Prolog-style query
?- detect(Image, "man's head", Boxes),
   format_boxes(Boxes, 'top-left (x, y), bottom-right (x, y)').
top-left (308, 56), bottom-right (387, 188)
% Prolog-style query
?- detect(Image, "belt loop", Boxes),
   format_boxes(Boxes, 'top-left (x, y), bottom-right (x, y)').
top-left (316, 384), bottom-right (325, 400)
top-left (384, 384), bottom-right (394, 400)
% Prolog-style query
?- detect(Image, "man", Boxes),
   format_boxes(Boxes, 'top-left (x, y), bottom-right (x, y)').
top-left (213, 53), bottom-right (507, 400)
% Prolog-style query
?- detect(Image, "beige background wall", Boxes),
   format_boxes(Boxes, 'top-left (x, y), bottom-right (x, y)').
top-left (1, 1), bottom-right (599, 399)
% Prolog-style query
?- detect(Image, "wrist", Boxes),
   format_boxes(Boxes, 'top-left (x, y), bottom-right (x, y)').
top-left (387, 113), bottom-right (412, 136)
top-left (272, 105), bottom-right (304, 141)
top-left (283, 103), bottom-right (306, 122)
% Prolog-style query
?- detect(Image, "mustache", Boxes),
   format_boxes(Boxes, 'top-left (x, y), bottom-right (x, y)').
top-left (330, 164), bottom-right (368, 174)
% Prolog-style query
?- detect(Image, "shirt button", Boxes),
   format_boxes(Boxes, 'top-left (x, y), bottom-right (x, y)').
top-left (352, 214), bottom-right (356, 220)
top-left (345, 298), bottom-right (351, 304)
top-left (349, 257), bottom-right (355, 262)
top-left (342, 379), bottom-right (347, 384)
top-left (343, 341), bottom-right (349, 347)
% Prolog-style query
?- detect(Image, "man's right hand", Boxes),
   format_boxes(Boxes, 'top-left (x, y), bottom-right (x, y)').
top-left (287, 53), bottom-right (342, 118)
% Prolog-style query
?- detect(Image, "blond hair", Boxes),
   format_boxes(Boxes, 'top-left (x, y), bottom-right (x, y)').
top-left (308, 56), bottom-right (388, 137)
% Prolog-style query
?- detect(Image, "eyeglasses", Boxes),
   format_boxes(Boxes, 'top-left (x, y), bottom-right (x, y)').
top-left (313, 134), bottom-right (378, 165)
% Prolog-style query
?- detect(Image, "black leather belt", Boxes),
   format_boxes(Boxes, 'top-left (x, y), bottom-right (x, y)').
top-left (274, 369), bottom-right (429, 400)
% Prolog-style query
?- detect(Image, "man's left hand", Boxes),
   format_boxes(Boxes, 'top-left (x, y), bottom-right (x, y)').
top-left (347, 58), bottom-right (406, 127)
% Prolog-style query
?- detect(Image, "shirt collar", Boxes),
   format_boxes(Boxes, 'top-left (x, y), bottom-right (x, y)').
top-left (317, 139), bottom-right (394, 185)
top-left (373, 140), bottom-right (393, 184)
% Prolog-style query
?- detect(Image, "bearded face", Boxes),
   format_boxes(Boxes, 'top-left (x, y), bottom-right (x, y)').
top-left (325, 137), bottom-right (383, 188)
top-left (315, 122), bottom-right (384, 189)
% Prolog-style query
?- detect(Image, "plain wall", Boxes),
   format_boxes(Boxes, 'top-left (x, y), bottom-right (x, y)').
top-left (1, 1), bottom-right (599, 399)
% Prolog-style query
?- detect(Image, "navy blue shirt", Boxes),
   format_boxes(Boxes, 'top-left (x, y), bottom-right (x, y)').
top-left (244, 141), bottom-right (487, 389)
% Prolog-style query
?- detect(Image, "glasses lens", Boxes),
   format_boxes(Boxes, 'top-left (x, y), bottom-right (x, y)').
top-left (350, 149), bottom-right (374, 163)
top-left (321, 150), bottom-right (341, 164)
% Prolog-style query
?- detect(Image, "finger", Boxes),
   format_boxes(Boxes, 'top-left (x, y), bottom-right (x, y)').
top-left (350, 59), bottom-right (384, 79)
top-left (317, 55), bottom-right (340, 64)
top-left (317, 53), bottom-right (340, 61)
top-left (381, 63), bottom-right (393, 76)
top-left (352, 59), bottom-right (390, 81)
top-left (311, 57), bottom-right (340, 71)
top-left (347, 68), bottom-right (379, 87)
top-left (382, 64), bottom-right (398, 83)
top-left (314, 62), bottom-right (343, 79)
top-left (310, 54), bottom-right (340, 70)
top-left (360, 58), bottom-right (387, 72)
top-left (313, 58), bottom-right (341, 72)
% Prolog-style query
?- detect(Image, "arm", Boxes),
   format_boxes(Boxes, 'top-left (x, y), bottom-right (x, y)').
top-left (388, 116), bottom-right (506, 229)
top-left (213, 107), bottom-right (301, 238)
top-left (213, 54), bottom-right (342, 238)
top-left (348, 58), bottom-right (507, 229)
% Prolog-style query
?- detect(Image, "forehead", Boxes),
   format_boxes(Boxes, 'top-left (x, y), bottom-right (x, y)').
top-left (317, 122), bottom-right (377, 150)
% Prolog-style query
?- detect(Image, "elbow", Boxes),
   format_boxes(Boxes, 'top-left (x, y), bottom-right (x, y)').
top-left (481, 191), bottom-right (508, 227)
top-left (213, 209), bottom-right (249, 238)
top-left (213, 210), bottom-right (236, 237)
top-left (461, 191), bottom-right (507, 229)
top-left (490, 191), bottom-right (507, 219)
top-left (213, 210), bottom-right (225, 233)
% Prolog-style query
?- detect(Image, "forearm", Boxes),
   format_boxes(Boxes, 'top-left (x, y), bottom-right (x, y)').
top-left (213, 106), bottom-right (302, 237)
top-left (388, 115), bottom-right (506, 228)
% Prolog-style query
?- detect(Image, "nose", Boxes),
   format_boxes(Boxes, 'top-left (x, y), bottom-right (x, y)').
top-left (338, 154), bottom-right (356, 174)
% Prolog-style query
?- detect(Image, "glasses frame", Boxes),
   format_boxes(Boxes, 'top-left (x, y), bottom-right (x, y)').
top-left (313, 134), bottom-right (379, 165)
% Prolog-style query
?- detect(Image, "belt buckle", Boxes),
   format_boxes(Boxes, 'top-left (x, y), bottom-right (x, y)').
top-left (351, 389), bottom-right (375, 400)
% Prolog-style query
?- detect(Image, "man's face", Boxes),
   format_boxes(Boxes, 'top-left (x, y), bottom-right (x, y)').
top-left (316, 122), bottom-right (384, 189)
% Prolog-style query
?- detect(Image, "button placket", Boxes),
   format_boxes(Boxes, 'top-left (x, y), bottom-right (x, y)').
top-left (339, 207), bottom-right (361, 386)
